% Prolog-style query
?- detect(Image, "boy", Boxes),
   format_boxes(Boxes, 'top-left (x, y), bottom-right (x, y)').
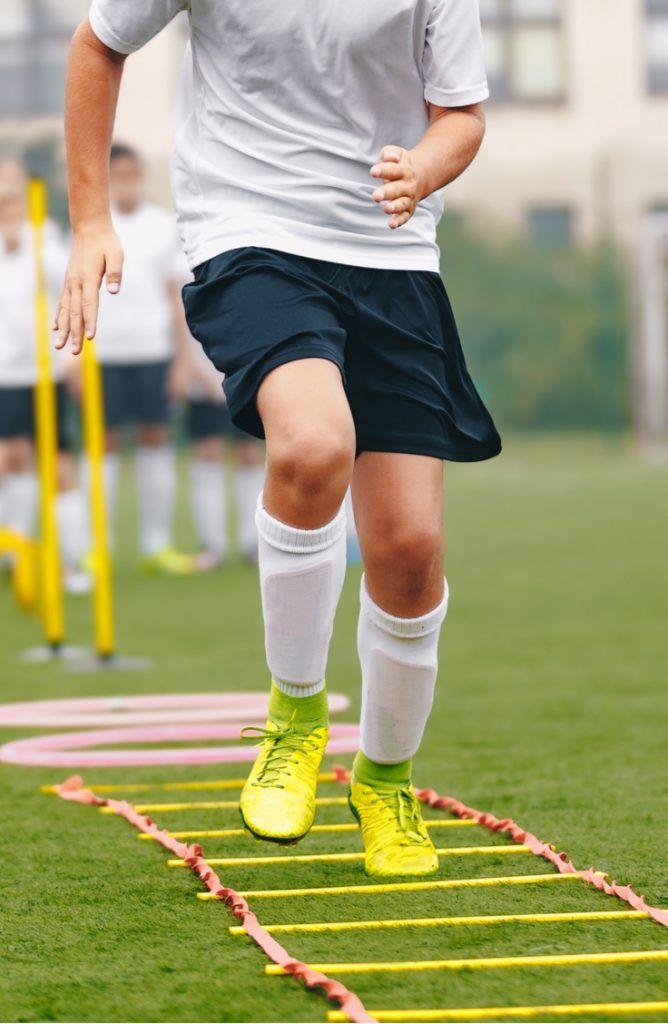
top-left (57, 0), bottom-right (501, 876)
top-left (92, 143), bottom-right (193, 573)
top-left (0, 162), bottom-right (89, 594)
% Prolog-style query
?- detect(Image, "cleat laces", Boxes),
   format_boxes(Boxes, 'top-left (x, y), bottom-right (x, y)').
top-left (241, 714), bottom-right (322, 789)
top-left (363, 786), bottom-right (429, 847)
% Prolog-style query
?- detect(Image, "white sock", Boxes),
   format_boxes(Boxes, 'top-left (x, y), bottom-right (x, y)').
top-left (358, 575), bottom-right (449, 764)
top-left (256, 495), bottom-right (347, 697)
top-left (190, 458), bottom-right (227, 558)
top-left (234, 465), bottom-right (264, 558)
top-left (4, 472), bottom-right (38, 538)
top-left (56, 488), bottom-right (90, 568)
top-left (344, 488), bottom-right (357, 543)
top-left (135, 446), bottom-right (176, 556)
top-left (82, 453), bottom-right (120, 548)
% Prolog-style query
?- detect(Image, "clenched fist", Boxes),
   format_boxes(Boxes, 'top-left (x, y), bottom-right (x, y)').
top-left (370, 146), bottom-right (425, 229)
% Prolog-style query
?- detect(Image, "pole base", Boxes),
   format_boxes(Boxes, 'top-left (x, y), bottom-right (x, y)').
top-left (19, 644), bottom-right (90, 664)
top-left (69, 653), bottom-right (153, 673)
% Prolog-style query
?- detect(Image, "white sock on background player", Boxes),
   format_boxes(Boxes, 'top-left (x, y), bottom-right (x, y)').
top-left (190, 458), bottom-right (227, 559)
top-left (358, 575), bottom-right (449, 764)
top-left (3, 472), bottom-right (38, 538)
top-left (56, 488), bottom-right (89, 568)
top-left (234, 465), bottom-right (264, 558)
top-left (135, 446), bottom-right (176, 556)
top-left (256, 496), bottom-right (347, 697)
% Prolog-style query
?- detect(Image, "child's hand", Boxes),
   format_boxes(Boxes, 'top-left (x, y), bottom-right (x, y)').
top-left (54, 219), bottom-right (123, 354)
top-left (370, 146), bottom-right (424, 229)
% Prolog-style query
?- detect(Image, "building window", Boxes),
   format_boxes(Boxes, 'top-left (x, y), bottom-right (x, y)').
top-left (646, 0), bottom-right (668, 93)
top-left (0, 0), bottom-right (88, 118)
top-left (528, 206), bottom-right (574, 247)
top-left (480, 0), bottom-right (566, 104)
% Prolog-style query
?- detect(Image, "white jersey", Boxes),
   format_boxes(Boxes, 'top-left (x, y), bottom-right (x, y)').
top-left (89, 0), bottom-right (488, 274)
top-left (0, 224), bottom-right (69, 388)
top-left (95, 202), bottom-right (183, 366)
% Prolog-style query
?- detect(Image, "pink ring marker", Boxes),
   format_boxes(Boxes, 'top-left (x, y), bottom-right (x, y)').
top-left (0, 692), bottom-right (359, 767)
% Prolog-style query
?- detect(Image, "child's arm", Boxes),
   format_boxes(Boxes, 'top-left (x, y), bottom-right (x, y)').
top-left (55, 20), bottom-right (126, 354)
top-left (370, 102), bottom-right (486, 230)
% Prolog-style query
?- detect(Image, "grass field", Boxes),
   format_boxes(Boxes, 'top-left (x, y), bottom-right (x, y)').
top-left (1, 435), bottom-right (667, 1024)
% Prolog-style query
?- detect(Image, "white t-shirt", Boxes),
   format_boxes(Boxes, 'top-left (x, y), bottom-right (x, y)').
top-left (95, 202), bottom-right (183, 365)
top-left (0, 224), bottom-right (69, 388)
top-left (89, 0), bottom-right (488, 273)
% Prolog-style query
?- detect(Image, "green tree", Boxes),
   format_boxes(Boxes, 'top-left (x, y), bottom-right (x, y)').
top-left (439, 220), bottom-right (630, 432)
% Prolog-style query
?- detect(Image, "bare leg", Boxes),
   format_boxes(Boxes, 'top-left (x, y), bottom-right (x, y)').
top-left (258, 358), bottom-right (355, 528)
top-left (353, 451), bottom-right (445, 616)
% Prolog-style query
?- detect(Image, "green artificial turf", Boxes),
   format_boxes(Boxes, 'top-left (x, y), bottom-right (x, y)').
top-left (1, 436), bottom-right (667, 1023)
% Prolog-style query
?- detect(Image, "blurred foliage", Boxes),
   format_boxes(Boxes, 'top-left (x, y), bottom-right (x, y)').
top-left (438, 217), bottom-right (630, 432)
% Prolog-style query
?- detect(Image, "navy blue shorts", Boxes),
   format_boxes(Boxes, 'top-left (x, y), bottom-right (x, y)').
top-left (183, 247), bottom-right (501, 462)
top-left (101, 361), bottom-right (171, 430)
top-left (186, 399), bottom-right (253, 442)
top-left (0, 383), bottom-right (72, 451)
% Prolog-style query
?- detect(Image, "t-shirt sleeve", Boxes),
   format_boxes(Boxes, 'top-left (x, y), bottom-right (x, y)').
top-left (422, 0), bottom-right (489, 107)
top-left (89, 0), bottom-right (189, 55)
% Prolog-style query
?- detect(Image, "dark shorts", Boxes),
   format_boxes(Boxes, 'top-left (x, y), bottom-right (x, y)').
top-left (183, 247), bottom-right (501, 462)
top-left (101, 361), bottom-right (171, 430)
top-left (0, 383), bottom-right (72, 451)
top-left (186, 399), bottom-right (253, 442)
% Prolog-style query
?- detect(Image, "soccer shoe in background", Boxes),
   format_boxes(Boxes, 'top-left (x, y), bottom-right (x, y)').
top-left (349, 778), bottom-right (439, 877)
top-left (239, 683), bottom-right (329, 843)
top-left (141, 546), bottom-right (197, 576)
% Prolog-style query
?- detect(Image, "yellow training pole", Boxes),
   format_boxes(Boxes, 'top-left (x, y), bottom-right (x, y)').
top-left (28, 179), bottom-right (64, 651)
top-left (169, 845), bottom-right (531, 868)
top-left (326, 1000), bottom-right (668, 1023)
top-left (198, 872), bottom-right (592, 901)
top-left (266, 947), bottom-right (668, 976)
top-left (138, 818), bottom-right (477, 841)
top-left (81, 336), bottom-right (115, 659)
top-left (229, 909), bottom-right (648, 937)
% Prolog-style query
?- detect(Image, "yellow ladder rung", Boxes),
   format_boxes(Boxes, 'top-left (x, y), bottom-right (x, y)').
top-left (138, 818), bottom-right (477, 840)
top-left (326, 1000), bottom-right (668, 1022)
top-left (229, 909), bottom-right (648, 936)
top-left (198, 872), bottom-right (594, 901)
top-left (101, 795), bottom-right (348, 814)
top-left (169, 845), bottom-right (531, 868)
top-left (267, 948), bottom-right (668, 976)
top-left (43, 772), bottom-right (338, 795)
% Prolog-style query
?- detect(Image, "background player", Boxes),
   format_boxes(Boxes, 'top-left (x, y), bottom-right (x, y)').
top-left (91, 143), bottom-right (193, 574)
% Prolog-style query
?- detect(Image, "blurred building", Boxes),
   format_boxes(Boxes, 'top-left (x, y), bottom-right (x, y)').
top-left (1, 0), bottom-right (667, 444)
top-left (450, 0), bottom-right (668, 252)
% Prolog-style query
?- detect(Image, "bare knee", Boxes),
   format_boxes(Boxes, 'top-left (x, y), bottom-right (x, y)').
top-left (194, 436), bottom-right (223, 462)
top-left (267, 428), bottom-right (354, 525)
top-left (364, 519), bottom-right (443, 609)
top-left (137, 424), bottom-right (169, 448)
top-left (4, 438), bottom-right (33, 474)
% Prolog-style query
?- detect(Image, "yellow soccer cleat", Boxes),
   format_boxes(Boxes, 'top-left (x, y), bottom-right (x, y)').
top-left (349, 778), bottom-right (439, 878)
top-left (240, 688), bottom-right (329, 844)
top-left (142, 546), bottom-right (197, 576)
